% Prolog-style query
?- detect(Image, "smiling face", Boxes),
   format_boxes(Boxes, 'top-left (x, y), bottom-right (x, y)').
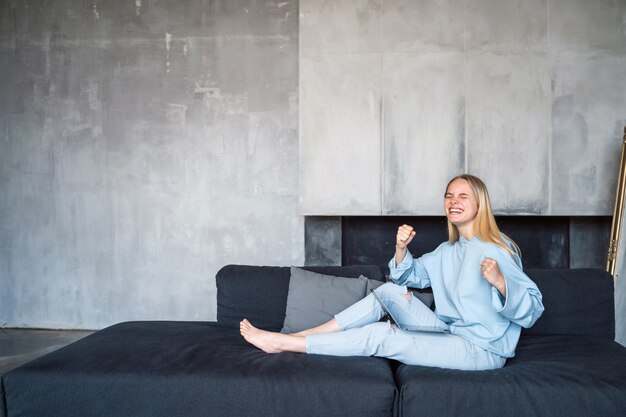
top-left (444, 178), bottom-right (479, 236)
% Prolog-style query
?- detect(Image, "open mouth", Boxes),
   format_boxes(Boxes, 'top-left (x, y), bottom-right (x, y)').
top-left (448, 208), bottom-right (463, 215)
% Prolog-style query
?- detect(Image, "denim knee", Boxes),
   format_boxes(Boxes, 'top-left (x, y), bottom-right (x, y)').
top-left (375, 282), bottom-right (406, 298)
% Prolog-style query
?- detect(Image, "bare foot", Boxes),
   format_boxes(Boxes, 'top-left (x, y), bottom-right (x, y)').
top-left (240, 319), bottom-right (283, 353)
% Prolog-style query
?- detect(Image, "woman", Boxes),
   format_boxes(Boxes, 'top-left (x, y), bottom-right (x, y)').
top-left (240, 174), bottom-right (544, 370)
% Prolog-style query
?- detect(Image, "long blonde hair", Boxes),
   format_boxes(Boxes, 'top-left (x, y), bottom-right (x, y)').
top-left (446, 174), bottom-right (520, 260)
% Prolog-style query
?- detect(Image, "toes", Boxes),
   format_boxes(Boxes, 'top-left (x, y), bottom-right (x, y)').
top-left (240, 319), bottom-right (253, 336)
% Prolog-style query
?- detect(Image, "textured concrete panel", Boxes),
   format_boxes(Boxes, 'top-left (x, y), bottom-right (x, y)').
top-left (550, 0), bottom-right (626, 50)
top-left (383, 52), bottom-right (465, 215)
top-left (617, 210), bottom-right (626, 346)
top-left (0, 0), bottom-right (303, 329)
top-left (0, 0), bottom-right (297, 43)
top-left (552, 51), bottom-right (626, 215)
top-left (299, 0), bottom-right (625, 217)
top-left (300, 53), bottom-right (382, 215)
top-left (466, 52), bottom-right (551, 214)
top-left (617, 268), bottom-right (626, 346)
top-left (300, 0), bottom-right (382, 56)
top-left (305, 216), bottom-right (342, 266)
top-left (569, 217), bottom-right (611, 268)
top-left (466, 0), bottom-right (548, 51)
top-left (382, 0), bottom-right (464, 53)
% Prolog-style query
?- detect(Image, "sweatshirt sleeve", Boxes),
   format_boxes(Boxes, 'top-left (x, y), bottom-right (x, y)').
top-left (388, 250), bottom-right (431, 289)
top-left (490, 250), bottom-right (544, 328)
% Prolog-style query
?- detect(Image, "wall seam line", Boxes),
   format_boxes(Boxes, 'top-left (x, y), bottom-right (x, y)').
top-left (547, 0), bottom-right (553, 215)
top-left (380, 5), bottom-right (385, 216)
top-left (464, 0), bottom-right (469, 173)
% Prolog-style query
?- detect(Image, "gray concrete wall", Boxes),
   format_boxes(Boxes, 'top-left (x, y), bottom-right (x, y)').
top-left (300, 0), bottom-right (626, 216)
top-left (2, 0), bottom-right (625, 340)
top-left (0, 0), bottom-right (303, 329)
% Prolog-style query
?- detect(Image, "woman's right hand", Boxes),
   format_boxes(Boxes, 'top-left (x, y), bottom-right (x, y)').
top-left (396, 224), bottom-right (416, 249)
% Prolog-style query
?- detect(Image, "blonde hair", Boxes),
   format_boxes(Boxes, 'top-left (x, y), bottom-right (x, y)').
top-left (445, 174), bottom-right (520, 260)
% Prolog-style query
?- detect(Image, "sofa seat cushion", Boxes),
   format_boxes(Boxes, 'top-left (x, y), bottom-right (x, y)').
top-left (395, 335), bottom-right (626, 417)
top-left (2, 321), bottom-right (397, 417)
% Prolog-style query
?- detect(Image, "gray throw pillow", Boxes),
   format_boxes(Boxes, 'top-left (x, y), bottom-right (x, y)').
top-left (281, 267), bottom-right (369, 334)
top-left (366, 278), bottom-right (384, 293)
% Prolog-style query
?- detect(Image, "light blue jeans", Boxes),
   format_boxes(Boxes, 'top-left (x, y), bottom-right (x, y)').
top-left (305, 282), bottom-right (506, 370)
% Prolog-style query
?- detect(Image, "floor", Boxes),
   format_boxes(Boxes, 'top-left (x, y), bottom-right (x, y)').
top-left (0, 328), bottom-right (94, 376)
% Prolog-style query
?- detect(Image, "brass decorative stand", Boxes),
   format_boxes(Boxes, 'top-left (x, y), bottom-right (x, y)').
top-left (607, 127), bottom-right (626, 278)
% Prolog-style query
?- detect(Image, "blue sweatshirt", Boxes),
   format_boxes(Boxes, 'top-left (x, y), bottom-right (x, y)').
top-left (389, 235), bottom-right (544, 358)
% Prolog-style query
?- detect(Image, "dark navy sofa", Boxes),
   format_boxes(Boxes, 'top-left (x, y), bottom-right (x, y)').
top-left (2, 265), bottom-right (626, 417)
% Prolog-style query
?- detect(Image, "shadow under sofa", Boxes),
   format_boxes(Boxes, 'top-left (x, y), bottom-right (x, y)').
top-left (2, 265), bottom-right (626, 417)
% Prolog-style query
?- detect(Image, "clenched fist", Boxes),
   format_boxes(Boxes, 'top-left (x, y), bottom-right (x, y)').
top-left (480, 257), bottom-right (506, 297)
top-left (396, 224), bottom-right (416, 250)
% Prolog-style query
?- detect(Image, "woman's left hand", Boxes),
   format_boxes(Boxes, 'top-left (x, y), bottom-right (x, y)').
top-left (480, 257), bottom-right (506, 297)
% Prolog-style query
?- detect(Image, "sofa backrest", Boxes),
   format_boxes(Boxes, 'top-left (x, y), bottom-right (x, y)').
top-left (216, 265), bottom-right (385, 331)
top-left (523, 268), bottom-right (615, 340)
top-left (216, 265), bottom-right (616, 339)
